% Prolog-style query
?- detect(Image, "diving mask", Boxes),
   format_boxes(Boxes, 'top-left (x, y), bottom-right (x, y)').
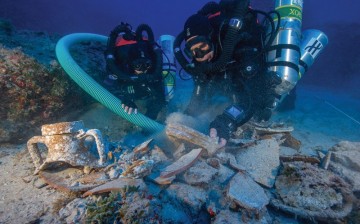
top-left (185, 36), bottom-right (213, 60)
top-left (131, 58), bottom-right (153, 74)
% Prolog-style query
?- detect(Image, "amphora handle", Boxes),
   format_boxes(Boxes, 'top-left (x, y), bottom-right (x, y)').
top-left (27, 136), bottom-right (46, 171)
top-left (77, 129), bottom-right (106, 165)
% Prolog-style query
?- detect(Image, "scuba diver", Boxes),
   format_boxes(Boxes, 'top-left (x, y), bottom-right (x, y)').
top-left (103, 22), bottom-right (166, 120)
top-left (174, 0), bottom-right (282, 146)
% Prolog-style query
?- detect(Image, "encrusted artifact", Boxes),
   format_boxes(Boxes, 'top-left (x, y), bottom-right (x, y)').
top-left (271, 161), bottom-right (354, 221)
top-left (27, 121), bottom-right (107, 174)
top-left (166, 123), bottom-right (220, 155)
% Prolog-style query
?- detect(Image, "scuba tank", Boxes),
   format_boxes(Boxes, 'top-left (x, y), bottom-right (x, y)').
top-left (158, 35), bottom-right (176, 102)
top-left (299, 29), bottom-right (328, 77)
top-left (266, 0), bottom-right (329, 106)
top-left (266, 0), bottom-right (303, 104)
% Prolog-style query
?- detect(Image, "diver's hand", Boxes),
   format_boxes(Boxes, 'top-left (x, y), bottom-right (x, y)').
top-left (121, 99), bottom-right (138, 115)
top-left (209, 128), bottom-right (227, 148)
top-left (122, 104), bottom-right (138, 115)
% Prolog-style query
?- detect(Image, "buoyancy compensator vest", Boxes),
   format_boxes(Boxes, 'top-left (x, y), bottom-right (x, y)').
top-left (104, 23), bottom-right (163, 83)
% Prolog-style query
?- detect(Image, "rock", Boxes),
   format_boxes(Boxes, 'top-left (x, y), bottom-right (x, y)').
top-left (59, 198), bottom-right (87, 224)
top-left (213, 209), bottom-right (269, 224)
top-left (0, 46), bottom-right (89, 144)
top-left (280, 146), bottom-right (299, 156)
top-left (160, 202), bottom-right (192, 224)
top-left (330, 141), bottom-right (360, 152)
top-left (118, 192), bottom-right (153, 223)
top-left (329, 141), bottom-right (360, 193)
top-left (228, 172), bottom-right (269, 211)
top-left (33, 176), bottom-right (48, 189)
top-left (83, 166), bottom-right (92, 174)
top-left (21, 175), bottom-right (33, 183)
top-left (213, 209), bottom-right (242, 224)
top-left (207, 158), bottom-right (220, 169)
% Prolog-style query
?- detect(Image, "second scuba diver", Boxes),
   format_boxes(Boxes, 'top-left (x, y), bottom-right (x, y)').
top-left (103, 22), bottom-right (166, 120)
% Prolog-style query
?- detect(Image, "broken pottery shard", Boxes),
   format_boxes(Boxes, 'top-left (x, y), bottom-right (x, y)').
top-left (228, 156), bottom-right (246, 172)
top-left (82, 178), bottom-right (146, 197)
top-left (228, 172), bottom-right (269, 211)
top-left (160, 148), bottom-right (203, 178)
top-left (320, 150), bottom-right (332, 169)
top-left (254, 126), bottom-right (294, 134)
top-left (235, 139), bottom-right (280, 188)
top-left (74, 172), bottom-right (108, 184)
top-left (281, 133), bottom-right (301, 150)
top-left (166, 183), bottom-right (207, 215)
top-left (154, 175), bottom-right (176, 185)
top-left (166, 123), bottom-right (219, 155)
top-left (146, 171), bottom-right (176, 185)
top-left (133, 139), bottom-right (153, 154)
top-left (183, 160), bottom-right (219, 186)
top-left (151, 145), bottom-right (170, 163)
top-left (280, 155), bottom-right (320, 164)
top-left (40, 170), bottom-right (101, 193)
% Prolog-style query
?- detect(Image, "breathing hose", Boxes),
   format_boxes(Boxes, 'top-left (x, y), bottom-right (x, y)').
top-left (55, 33), bottom-right (164, 133)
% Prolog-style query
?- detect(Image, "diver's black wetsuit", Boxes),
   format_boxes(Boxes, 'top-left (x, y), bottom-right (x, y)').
top-left (179, 1), bottom-right (281, 140)
top-left (103, 23), bottom-right (166, 120)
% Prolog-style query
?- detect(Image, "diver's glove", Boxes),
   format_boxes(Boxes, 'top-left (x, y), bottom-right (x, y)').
top-left (248, 71), bottom-right (282, 121)
top-left (266, 71), bottom-right (282, 90)
top-left (121, 98), bottom-right (138, 115)
top-left (209, 105), bottom-right (246, 140)
top-left (262, 71), bottom-right (282, 106)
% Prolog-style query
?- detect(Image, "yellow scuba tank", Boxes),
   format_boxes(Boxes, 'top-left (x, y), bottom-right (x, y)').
top-left (158, 35), bottom-right (176, 102)
top-left (266, 0), bottom-right (303, 100)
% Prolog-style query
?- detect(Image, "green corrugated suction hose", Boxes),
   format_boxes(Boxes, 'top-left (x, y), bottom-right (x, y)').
top-left (55, 33), bottom-right (164, 133)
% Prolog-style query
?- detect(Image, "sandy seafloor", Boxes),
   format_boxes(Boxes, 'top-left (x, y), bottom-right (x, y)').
top-left (271, 85), bottom-right (360, 153)
top-left (0, 77), bottom-right (359, 223)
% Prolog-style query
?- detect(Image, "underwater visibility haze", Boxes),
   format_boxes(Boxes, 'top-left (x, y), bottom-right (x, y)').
top-left (0, 0), bottom-right (360, 223)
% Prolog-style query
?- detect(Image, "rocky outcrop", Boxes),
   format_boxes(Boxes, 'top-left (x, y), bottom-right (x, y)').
top-left (0, 19), bottom-right (105, 143)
